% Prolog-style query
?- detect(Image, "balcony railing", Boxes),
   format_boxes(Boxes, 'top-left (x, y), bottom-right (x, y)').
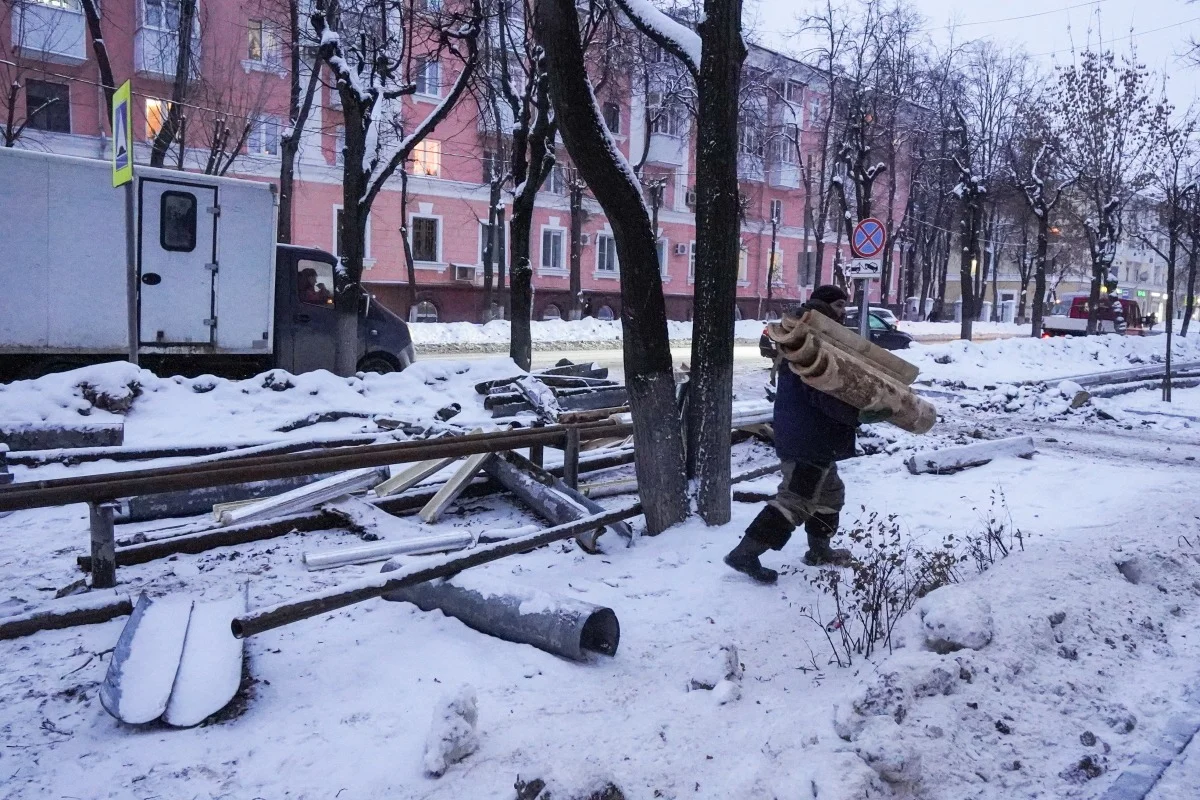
top-left (738, 153), bottom-right (765, 183)
top-left (13, 2), bottom-right (87, 66)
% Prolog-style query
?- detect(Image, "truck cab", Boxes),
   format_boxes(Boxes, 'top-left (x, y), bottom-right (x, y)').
top-left (273, 246), bottom-right (415, 376)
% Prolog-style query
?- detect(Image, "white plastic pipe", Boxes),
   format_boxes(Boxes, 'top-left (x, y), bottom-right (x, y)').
top-left (303, 532), bottom-right (475, 571)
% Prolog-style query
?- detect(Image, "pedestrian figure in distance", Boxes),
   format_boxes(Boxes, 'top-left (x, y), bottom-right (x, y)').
top-left (724, 284), bottom-right (891, 584)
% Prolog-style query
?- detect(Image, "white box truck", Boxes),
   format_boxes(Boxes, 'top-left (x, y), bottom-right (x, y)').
top-left (0, 148), bottom-right (415, 379)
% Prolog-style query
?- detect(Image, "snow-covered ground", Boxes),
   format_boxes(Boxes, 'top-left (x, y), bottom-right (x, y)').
top-left (2, 333), bottom-right (1200, 799)
top-left (409, 318), bottom-right (769, 351)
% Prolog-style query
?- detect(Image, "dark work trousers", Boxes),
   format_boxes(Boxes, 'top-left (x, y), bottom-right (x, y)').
top-left (749, 460), bottom-right (845, 551)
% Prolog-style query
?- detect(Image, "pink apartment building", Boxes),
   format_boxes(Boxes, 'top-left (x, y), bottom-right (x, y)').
top-left (2, 0), bottom-right (908, 324)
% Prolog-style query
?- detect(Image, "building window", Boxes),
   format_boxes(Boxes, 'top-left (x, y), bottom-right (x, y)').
top-left (648, 92), bottom-right (686, 137)
top-left (542, 303), bottom-right (562, 320)
top-left (656, 238), bottom-right (668, 278)
top-left (541, 228), bottom-right (565, 272)
top-left (411, 216), bottom-right (440, 262)
top-left (770, 199), bottom-right (783, 224)
top-left (776, 125), bottom-right (799, 163)
top-left (482, 149), bottom-right (504, 183)
top-left (334, 207), bottom-right (372, 261)
top-left (808, 97), bottom-right (822, 128)
top-left (738, 245), bottom-right (748, 282)
top-left (785, 80), bottom-right (804, 104)
top-left (596, 234), bottom-right (618, 274)
top-left (414, 57), bottom-right (441, 97)
top-left (479, 222), bottom-right (492, 263)
top-left (688, 240), bottom-right (696, 280)
top-left (602, 101), bottom-right (621, 134)
top-left (247, 19), bottom-right (281, 65)
top-left (248, 115), bottom-right (281, 155)
top-left (25, 80), bottom-right (70, 134)
top-left (768, 247), bottom-right (785, 286)
top-left (416, 0), bottom-right (442, 10)
top-left (411, 300), bottom-right (438, 323)
top-left (739, 126), bottom-right (764, 157)
top-left (334, 125), bottom-right (345, 166)
top-left (546, 163), bottom-right (566, 194)
top-left (596, 304), bottom-right (615, 321)
top-left (410, 139), bottom-right (441, 176)
top-left (142, 0), bottom-right (182, 30)
top-left (146, 98), bottom-right (168, 140)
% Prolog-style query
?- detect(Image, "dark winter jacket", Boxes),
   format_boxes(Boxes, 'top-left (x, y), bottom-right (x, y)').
top-left (773, 301), bottom-right (859, 465)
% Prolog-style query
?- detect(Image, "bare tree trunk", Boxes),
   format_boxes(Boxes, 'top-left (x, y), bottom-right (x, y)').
top-left (80, 0), bottom-right (117, 124)
top-left (537, 0), bottom-right (687, 534)
top-left (278, 0), bottom-right (322, 244)
top-left (482, 180), bottom-right (503, 317)
top-left (509, 217), bottom-right (534, 370)
top-left (686, 0), bottom-right (746, 525)
top-left (400, 170), bottom-right (418, 314)
top-left (149, 0), bottom-right (197, 168)
top-left (1032, 217), bottom-right (1049, 338)
top-left (1182, 225), bottom-right (1198, 338)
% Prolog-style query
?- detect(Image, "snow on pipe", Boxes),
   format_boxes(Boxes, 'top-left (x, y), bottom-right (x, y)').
top-left (905, 436), bottom-right (1036, 476)
top-left (381, 571), bottom-right (620, 661)
top-left (302, 525), bottom-right (543, 571)
top-left (772, 317), bottom-right (936, 434)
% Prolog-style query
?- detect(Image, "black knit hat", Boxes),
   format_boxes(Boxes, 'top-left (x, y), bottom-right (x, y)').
top-left (810, 284), bottom-right (848, 304)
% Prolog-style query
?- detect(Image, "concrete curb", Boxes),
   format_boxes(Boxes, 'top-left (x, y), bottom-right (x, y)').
top-left (1099, 713), bottom-right (1200, 800)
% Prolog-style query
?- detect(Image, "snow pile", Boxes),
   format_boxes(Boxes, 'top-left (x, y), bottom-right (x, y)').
top-left (907, 332), bottom-right (1200, 386)
top-left (831, 534), bottom-right (1200, 798)
top-left (902, 321), bottom-right (1027, 337)
top-left (0, 359), bottom-right (522, 447)
top-left (408, 318), bottom-right (766, 350)
top-left (423, 684), bottom-right (480, 778)
top-left (687, 643), bottom-right (743, 704)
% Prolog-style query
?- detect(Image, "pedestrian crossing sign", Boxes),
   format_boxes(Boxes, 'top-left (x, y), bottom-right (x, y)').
top-left (112, 80), bottom-right (133, 187)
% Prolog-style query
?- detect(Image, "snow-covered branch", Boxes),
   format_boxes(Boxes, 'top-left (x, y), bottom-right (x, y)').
top-left (612, 0), bottom-right (700, 80)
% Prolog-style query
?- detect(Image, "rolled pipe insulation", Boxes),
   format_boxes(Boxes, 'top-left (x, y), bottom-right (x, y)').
top-left (770, 316), bottom-right (936, 434)
top-left (303, 531), bottom-right (476, 571)
top-left (381, 571), bottom-right (620, 661)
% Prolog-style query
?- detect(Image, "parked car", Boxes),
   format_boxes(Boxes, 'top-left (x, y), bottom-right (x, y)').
top-left (848, 306), bottom-right (899, 327)
top-left (760, 310), bottom-right (912, 360)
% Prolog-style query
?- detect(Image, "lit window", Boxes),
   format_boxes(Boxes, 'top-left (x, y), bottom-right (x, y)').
top-left (411, 216), bottom-right (440, 262)
top-left (541, 228), bottom-right (564, 271)
top-left (411, 140), bottom-right (441, 177)
top-left (597, 234), bottom-right (618, 273)
top-left (414, 58), bottom-right (441, 97)
top-left (248, 20), bottom-right (281, 65)
top-left (145, 98), bottom-right (169, 140)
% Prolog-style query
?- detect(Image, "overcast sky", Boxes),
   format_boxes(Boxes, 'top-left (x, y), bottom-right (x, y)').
top-left (748, 0), bottom-right (1200, 102)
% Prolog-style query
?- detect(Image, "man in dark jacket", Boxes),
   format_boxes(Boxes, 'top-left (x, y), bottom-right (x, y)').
top-left (725, 284), bottom-right (890, 584)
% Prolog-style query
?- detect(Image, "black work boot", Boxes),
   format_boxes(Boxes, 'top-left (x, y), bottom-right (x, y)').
top-left (724, 535), bottom-right (779, 584)
top-left (803, 532), bottom-right (854, 567)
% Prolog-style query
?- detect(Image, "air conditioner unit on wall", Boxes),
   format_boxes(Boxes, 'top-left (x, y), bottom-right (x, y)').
top-left (580, 233), bottom-right (591, 245)
top-left (454, 264), bottom-right (478, 282)
top-left (685, 188), bottom-right (697, 207)
top-left (674, 242), bottom-right (688, 255)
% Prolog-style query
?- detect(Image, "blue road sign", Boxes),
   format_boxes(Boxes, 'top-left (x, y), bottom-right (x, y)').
top-left (851, 218), bottom-right (885, 259)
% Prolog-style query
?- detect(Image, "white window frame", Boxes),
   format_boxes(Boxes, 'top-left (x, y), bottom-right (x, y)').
top-left (414, 57), bottom-right (441, 99)
top-left (769, 199), bottom-right (783, 224)
top-left (246, 19), bottom-right (283, 71)
top-left (247, 114), bottom-right (281, 156)
top-left (688, 240), bottom-right (696, 284)
top-left (648, 92), bottom-right (687, 138)
top-left (478, 221), bottom-right (491, 265)
top-left (334, 125), bottom-right (345, 166)
top-left (408, 212), bottom-right (444, 269)
top-left (595, 233), bottom-right (619, 278)
top-left (656, 237), bottom-right (670, 282)
top-left (539, 224), bottom-right (567, 275)
top-left (545, 163), bottom-right (566, 195)
top-left (332, 205), bottom-right (374, 268)
top-left (738, 243), bottom-right (749, 286)
top-left (768, 245), bottom-right (785, 287)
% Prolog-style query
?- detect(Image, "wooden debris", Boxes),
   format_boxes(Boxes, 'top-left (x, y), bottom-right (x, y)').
top-left (373, 457), bottom-right (459, 497)
top-left (905, 436), bottom-right (1037, 475)
top-left (419, 453), bottom-right (495, 523)
top-left (0, 590), bottom-right (133, 640)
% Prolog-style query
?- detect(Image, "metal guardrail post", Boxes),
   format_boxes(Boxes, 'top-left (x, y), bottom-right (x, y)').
top-left (89, 501), bottom-right (118, 588)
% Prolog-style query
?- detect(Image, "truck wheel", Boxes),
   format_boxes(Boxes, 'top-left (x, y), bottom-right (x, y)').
top-left (357, 354), bottom-right (400, 375)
